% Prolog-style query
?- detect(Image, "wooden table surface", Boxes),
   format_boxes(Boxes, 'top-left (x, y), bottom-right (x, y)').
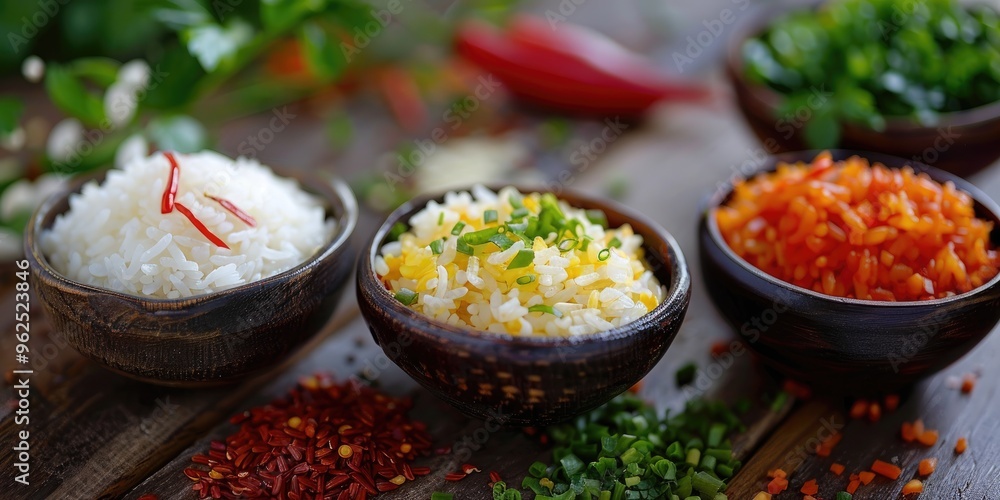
top-left (3, 1), bottom-right (1000, 499)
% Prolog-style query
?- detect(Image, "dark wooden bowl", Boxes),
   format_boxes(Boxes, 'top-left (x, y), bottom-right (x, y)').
top-left (357, 186), bottom-right (691, 426)
top-left (726, 2), bottom-right (1000, 178)
top-left (699, 150), bottom-right (1000, 392)
top-left (24, 169), bottom-right (358, 387)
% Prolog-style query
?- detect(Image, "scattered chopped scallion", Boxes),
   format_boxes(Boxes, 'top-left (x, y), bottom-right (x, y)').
top-left (528, 304), bottom-right (562, 317)
top-left (451, 221), bottom-right (466, 235)
top-left (507, 249), bottom-right (535, 269)
top-left (598, 248), bottom-right (611, 261)
top-left (394, 288), bottom-right (418, 306)
top-left (517, 275), bottom-right (536, 285)
top-left (429, 238), bottom-right (445, 255)
top-left (438, 212), bottom-right (444, 225)
top-left (484, 209), bottom-right (498, 224)
top-left (387, 222), bottom-right (408, 242)
top-left (609, 237), bottom-right (622, 248)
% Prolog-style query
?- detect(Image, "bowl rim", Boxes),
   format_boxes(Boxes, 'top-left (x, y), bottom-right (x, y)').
top-left (725, 0), bottom-right (1000, 131)
top-left (25, 162), bottom-right (359, 305)
top-left (704, 149), bottom-right (1000, 307)
top-left (361, 183), bottom-right (691, 347)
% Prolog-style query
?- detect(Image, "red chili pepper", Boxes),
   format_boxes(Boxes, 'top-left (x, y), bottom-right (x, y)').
top-left (205, 194), bottom-right (257, 227)
top-left (461, 463), bottom-right (480, 475)
top-left (175, 202), bottom-right (230, 249)
top-left (444, 472), bottom-right (467, 481)
top-left (161, 152), bottom-right (180, 214)
top-left (454, 16), bottom-right (710, 117)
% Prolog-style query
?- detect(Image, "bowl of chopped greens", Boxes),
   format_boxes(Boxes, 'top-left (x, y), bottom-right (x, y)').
top-left (727, 0), bottom-right (1000, 177)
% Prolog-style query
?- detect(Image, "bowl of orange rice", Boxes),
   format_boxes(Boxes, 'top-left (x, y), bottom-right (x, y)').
top-left (700, 150), bottom-right (1000, 391)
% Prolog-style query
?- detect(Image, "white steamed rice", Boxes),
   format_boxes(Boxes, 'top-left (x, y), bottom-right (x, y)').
top-left (41, 150), bottom-right (333, 299)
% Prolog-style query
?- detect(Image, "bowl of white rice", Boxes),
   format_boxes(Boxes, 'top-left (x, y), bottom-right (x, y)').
top-left (25, 151), bottom-right (358, 386)
top-left (357, 185), bottom-right (691, 425)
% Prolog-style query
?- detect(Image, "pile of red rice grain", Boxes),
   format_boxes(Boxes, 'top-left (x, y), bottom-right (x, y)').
top-left (715, 151), bottom-right (1000, 301)
top-left (186, 375), bottom-right (432, 499)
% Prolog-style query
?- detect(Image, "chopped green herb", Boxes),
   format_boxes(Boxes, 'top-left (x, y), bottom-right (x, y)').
top-left (429, 238), bottom-right (445, 255)
top-left (484, 209), bottom-right (498, 224)
top-left (464, 227), bottom-right (501, 245)
top-left (509, 194), bottom-right (524, 209)
top-left (507, 249), bottom-right (535, 269)
top-left (579, 237), bottom-right (591, 252)
top-left (517, 274), bottom-right (536, 285)
top-left (437, 212), bottom-right (444, 225)
top-left (528, 304), bottom-right (562, 318)
top-left (431, 493), bottom-right (454, 500)
top-left (608, 237), bottom-right (622, 248)
top-left (598, 248), bottom-right (611, 261)
top-left (394, 288), bottom-right (418, 306)
top-left (526, 393), bottom-right (745, 500)
top-left (835, 493), bottom-right (853, 500)
top-left (557, 238), bottom-right (578, 252)
top-left (456, 238), bottom-right (474, 256)
top-left (489, 232), bottom-right (517, 251)
top-left (511, 207), bottom-right (530, 219)
top-left (387, 222), bottom-right (408, 242)
top-left (451, 221), bottom-right (466, 235)
top-left (675, 362), bottom-right (697, 387)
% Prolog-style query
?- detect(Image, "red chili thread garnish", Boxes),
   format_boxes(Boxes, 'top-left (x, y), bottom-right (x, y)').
top-left (205, 194), bottom-right (257, 227)
top-left (489, 471), bottom-right (502, 484)
top-left (445, 472), bottom-right (468, 481)
top-left (161, 151), bottom-right (180, 214)
top-left (461, 463), bottom-right (481, 475)
top-left (174, 202), bottom-right (230, 249)
top-left (187, 374), bottom-right (432, 499)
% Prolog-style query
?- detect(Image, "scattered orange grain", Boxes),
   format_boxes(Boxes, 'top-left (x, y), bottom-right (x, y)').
top-left (847, 479), bottom-right (861, 494)
top-left (902, 479), bottom-right (924, 495)
top-left (715, 152), bottom-right (1000, 301)
top-left (858, 471), bottom-right (876, 485)
top-left (918, 457), bottom-right (937, 477)
top-left (752, 492), bottom-right (772, 500)
top-left (710, 341), bottom-right (730, 357)
top-left (918, 429), bottom-right (939, 447)
top-left (767, 476), bottom-right (789, 494)
top-left (869, 402), bottom-right (882, 422)
top-left (960, 374), bottom-right (976, 394)
top-left (804, 496), bottom-right (817, 500)
top-left (872, 459), bottom-right (902, 480)
top-left (902, 421), bottom-right (916, 442)
top-left (767, 468), bottom-right (787, 479)
top-left (783, 379), bottom-right (812, 399)
top-left (884, 394), bottom-right (900, 412)
top-left (830, 463), bottom-right (845, 476)
top-left (955, 437), bottom-right (968, 454)
top-left (850, 399), bottom-right (869, 419)
top-left (800, 479), bottom-right (819, 495)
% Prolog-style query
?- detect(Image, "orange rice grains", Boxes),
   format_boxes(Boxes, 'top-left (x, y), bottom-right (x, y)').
top-left (715, 152), bottom-right (999, 301)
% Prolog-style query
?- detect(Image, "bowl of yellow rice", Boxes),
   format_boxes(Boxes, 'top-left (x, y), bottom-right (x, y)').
top-left (357, 185), bottom-right (690, 425)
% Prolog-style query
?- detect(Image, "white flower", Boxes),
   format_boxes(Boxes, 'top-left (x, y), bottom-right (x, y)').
top-left (46, 118), bottom-right (83, 162)
top-left (105, 81), bottom-right (138, 129)
top-left (115, 134), bottom-right (148, 170)
top-left (21, 56), bottom-right (44, 83)
top-left (118, 60), bottom-right (150, 88)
